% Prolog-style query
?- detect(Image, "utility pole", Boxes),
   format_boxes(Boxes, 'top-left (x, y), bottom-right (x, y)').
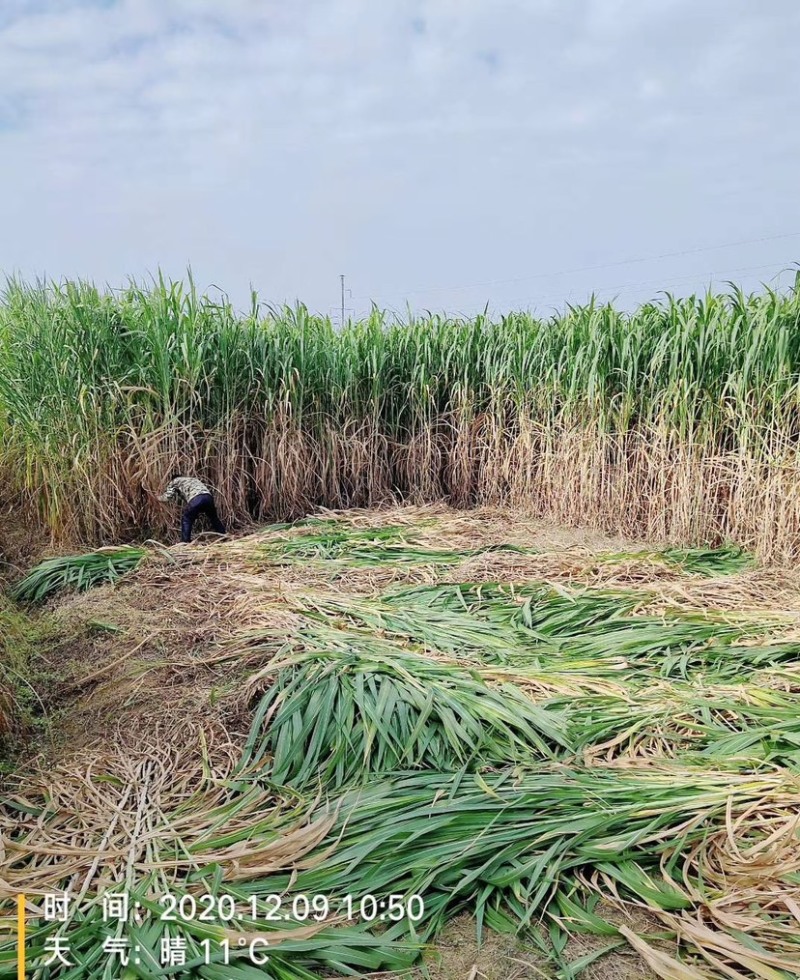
top-left (340, 274), bottom-right (346, 328)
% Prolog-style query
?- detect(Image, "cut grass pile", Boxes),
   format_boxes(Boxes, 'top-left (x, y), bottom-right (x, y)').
top-left (597, 545), bottom-right (755, 578)
top-left (2, 515), bottom-right (800, 979)
top-left (256, 521), bottom-right (527, 567)
top-left (239, 645), bottom-right (570, 788)
top-left (10, 546), bottom-right (148, 603)
top-left (252, 768), bottom-right (800, 973)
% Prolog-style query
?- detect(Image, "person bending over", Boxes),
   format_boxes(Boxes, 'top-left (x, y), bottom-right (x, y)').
top-left (157, 475), bottom-right (226, 543)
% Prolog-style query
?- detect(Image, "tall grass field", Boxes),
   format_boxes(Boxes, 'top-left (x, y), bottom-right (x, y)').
top-left (2, 274), bottom-right (800, 557)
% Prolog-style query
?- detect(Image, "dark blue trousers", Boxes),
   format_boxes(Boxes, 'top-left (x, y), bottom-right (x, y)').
top-left (181, 493), bottom-right (226, 543)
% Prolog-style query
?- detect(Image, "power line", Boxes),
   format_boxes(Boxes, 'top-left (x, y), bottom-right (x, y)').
top-left (352, 230), bottom-right (800, 302)
top-left (530, 261), bottom-right (795, 310)
top-left (359, 261), bottom-right (796, 319)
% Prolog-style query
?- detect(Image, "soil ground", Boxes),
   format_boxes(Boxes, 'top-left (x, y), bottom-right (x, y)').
top-left (411, 911), bottom-right (659, 979)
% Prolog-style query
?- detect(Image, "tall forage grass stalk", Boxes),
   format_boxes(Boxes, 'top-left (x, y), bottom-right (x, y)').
top-left (2, 274), bottom-right (800, 558)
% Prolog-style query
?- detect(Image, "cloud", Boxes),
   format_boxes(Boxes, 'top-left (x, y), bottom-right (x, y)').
top-left (0, 0), bottom-right (798, 315)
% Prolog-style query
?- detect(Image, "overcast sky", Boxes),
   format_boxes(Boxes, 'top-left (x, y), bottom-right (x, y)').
top-left (1, 0), bottom-right (798, 319)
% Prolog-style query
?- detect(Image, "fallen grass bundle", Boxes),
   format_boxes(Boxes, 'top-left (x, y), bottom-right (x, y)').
top-left (565, 681), bottom-right (800, 767)
top-left (294, 592), bottom-right (534, 660)
top-left (385, 581), bottom-right (646, 632)
top-left (9, 546), bottom-right (147, 603)
top-left (598, 544), bottom-right (755, 577)
top-left (244, 581), bottom-right (800, 773)
top-left (256, 520), bottom-right (526, 568)
top-left (300, 587), bottom-right (781, 681)
top-left (242, 766), bottom-right (800, 977)
top-left (239, 645), bottom-right (570, 788)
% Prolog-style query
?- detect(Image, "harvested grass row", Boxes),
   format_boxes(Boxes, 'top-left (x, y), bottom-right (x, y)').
top-left (244, 767), bottom-right (800, 978)
top-left (239, 645), bottom-right (570, 788)
top-left (237, 582), bottom-right (800, 773)
top-left (289, 587), bottom-right (790, 682)
top-left (255, 521), bottom-right (527, 568)
top-left (10, 546), bottom-right (148, 604)
top-left (3, 277), bottom-right (800, 557)
top-left (6, 761), bottom-right (799, 977)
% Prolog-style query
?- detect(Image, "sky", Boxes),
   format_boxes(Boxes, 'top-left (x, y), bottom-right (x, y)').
top-left (1, 0), bottom-right (799, 320)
